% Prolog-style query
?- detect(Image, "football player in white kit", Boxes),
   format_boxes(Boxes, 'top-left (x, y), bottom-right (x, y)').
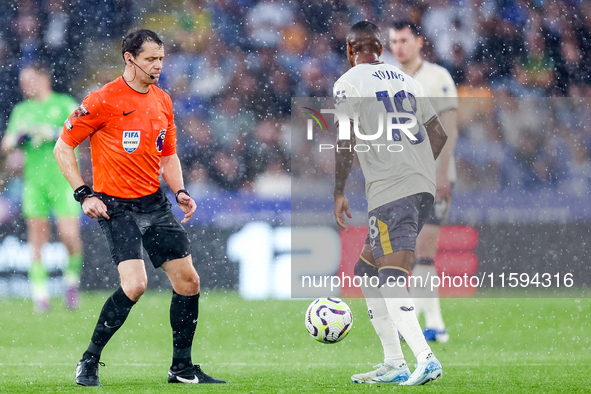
top-left (332, 21), bottom-right (447, 385)
top-left (389, 21), bottom-right (459, 344)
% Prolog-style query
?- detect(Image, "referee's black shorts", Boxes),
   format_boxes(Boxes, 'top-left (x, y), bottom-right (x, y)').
top-left (96, 188), bottom-right (192, 268)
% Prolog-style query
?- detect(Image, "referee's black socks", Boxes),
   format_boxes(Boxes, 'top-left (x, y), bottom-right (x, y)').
top-left (170, 291), bottom-right (200, 371)
top-left (84, 286), bottom-right (136, 360)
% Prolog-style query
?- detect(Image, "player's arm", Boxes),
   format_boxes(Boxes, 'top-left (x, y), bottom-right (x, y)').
top-left (2, 106), bottom-right (25, 154)
top-left (1, 134), bottom-right (17, 154)
top-left (424, 116), bottom-right (447, 161)
top-left (54, 137), bottom-right (109, 219)
top-left (334, 120), bottom-right (355, 232)
top-left (434, 109), bottom-right (458, 200)
top-left (161, 153), bottom-right (196, 224)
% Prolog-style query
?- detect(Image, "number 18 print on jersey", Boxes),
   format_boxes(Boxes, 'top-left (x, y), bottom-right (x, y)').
top-left (333, 62), bottom-right (438, 212)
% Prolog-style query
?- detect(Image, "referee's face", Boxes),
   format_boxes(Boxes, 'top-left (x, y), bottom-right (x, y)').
top-left (389, 27), bottom-right (422, 65)
top-left (132, 41), bottom-right (165, 84)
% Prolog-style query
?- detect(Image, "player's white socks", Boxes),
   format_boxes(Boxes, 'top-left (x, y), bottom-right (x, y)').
top-left (424, 296), bottom-right (445, 331)
top-left (361, 283), bottom-right (405, 364)
top-left (410, 264), bottom-right (446, 331)
top-left (379, 268), bottom-right (431, 360)
top-left (409, 264), bottom-right (428, 317)
top-left (416, 349), bottom-right (434, 364)
top-left (386, 358), bottom-right (408, 369)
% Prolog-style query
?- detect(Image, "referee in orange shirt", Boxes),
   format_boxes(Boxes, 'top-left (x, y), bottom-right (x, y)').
top-left (54, 29), bottom-right (225, 386)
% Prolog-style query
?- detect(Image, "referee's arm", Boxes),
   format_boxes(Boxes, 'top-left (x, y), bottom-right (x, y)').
top-left (54, 137), bottom-right (85, 190)
top-left (54, 137), bottom-right (109, 219)
top-left (161, 153), bottom-right (196, 223)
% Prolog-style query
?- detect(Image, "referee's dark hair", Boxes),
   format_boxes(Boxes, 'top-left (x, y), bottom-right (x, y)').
top-left (347, 21), bottom-right (382, 54)
top-left (122, 29), bottom-right (164, 61)
top-left (392, 20), bottom-right (421, 37)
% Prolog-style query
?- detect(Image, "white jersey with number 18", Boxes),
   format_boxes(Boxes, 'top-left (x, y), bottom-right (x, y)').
top-left (333, 62), bottom-right (438, 212)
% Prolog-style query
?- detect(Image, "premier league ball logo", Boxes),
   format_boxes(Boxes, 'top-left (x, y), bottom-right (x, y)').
top-left (156, 129), bottom-right (166, 152)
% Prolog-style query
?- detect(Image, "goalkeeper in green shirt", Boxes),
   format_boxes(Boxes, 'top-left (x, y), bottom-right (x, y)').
top-left (1, 64), bottom-right (83, 312)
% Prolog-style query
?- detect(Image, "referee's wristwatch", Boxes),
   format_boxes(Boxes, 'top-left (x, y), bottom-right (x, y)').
top-left (74, 185), bottom-right (94, 204)
top-left (175, 188), bottom-right (190, 203)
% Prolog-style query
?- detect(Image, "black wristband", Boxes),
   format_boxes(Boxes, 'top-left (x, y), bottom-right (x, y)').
top-left (175, 188), bottom-right (190, 203)
top-left (74, 185), bottom-right (94, 203)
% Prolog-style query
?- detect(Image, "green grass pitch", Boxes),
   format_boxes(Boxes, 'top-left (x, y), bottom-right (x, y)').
top-left (1, 290), bottom-right (589, 393)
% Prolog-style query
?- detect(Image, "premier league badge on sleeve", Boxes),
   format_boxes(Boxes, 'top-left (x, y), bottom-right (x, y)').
top-left (155, 129), bottom-right (166, 152)
top-left (122, 130), bottom-right (141, 153)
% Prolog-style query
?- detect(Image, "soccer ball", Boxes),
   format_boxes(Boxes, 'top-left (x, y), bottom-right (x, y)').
top-left (305, 298), bottom-right (353, 344)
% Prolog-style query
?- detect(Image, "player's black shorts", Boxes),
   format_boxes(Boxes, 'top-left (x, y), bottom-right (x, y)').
top-left (96, 188), bottom-right (191, 268)
top-left (424, 184), bottom-right (454, 226)
top-left (365, 193), bottom-right (434, 260)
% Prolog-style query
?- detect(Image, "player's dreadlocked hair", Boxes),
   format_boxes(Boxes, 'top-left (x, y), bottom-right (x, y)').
top-left (346, 21), bottom-right (381, 55)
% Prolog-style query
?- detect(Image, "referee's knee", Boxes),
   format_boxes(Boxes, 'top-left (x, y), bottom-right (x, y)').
top-left (173, 271), bottom-right (200, 296)
top-left (124, 280), bottom-right (147, 301)
top-left (186, 272), bottom-right (200, 295)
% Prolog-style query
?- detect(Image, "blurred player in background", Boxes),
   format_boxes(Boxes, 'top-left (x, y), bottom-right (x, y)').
top-left (1, 63), bottom-right (83, 312)
top-left (54, 29), bottom-right (225, 387)
top-left (333, 21), bottom-right (447, 385)
top-left (389, 20), bottom-right (459, 343)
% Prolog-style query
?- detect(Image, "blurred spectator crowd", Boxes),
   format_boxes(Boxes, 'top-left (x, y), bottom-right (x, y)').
top-left (0, 0), bottom-right (590, 201)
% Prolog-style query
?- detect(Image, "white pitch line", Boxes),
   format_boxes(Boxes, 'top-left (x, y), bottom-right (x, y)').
top-left (0, 362), bottom-right (589, 367)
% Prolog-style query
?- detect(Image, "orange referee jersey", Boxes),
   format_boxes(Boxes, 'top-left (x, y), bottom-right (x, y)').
top-left (61, 77), bottom-right (177, 198)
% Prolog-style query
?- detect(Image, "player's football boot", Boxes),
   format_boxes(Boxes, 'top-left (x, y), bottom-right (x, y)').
top-left (167, 364), bottom-right (226, 383)
top-left (402, 353), bottom-right (442, 385)
top-left (423, 328), bottom-right (450, 343)
top-left (75, 358), bottom-right (104, 386)
top-left (351, 363), bottom-right (411, 384)
top-left (66, 285), bottom-right (79, 310)
top-left (33, 297), bottom-right (50, 313)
